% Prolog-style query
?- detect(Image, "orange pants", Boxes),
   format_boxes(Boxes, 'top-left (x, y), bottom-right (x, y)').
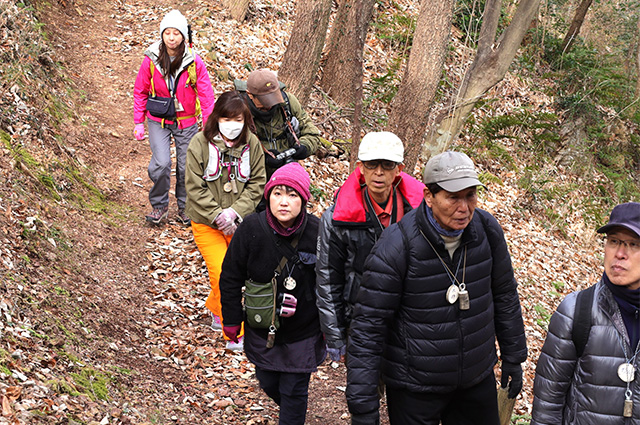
top-left (192, 222), bottom-right (244, 340)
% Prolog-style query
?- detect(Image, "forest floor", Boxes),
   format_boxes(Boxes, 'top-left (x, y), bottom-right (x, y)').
top-left (0, 0), bottom-right (607, 424)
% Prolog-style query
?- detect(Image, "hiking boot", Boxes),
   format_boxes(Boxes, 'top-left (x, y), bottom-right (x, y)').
top-left (210, 313), bottom-right (222, 331)
top-left (176, 209), bottom-right (191, 226)
top-left (145, 206), bottom-right (168, 225)
top-left (226, 336), bottom-right (244, 352)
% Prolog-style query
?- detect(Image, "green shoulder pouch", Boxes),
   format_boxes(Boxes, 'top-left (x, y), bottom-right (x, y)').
top-left (244, 277), bottom-right (280, 330)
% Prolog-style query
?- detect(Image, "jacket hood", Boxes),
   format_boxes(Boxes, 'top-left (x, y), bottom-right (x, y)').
top-left (332, 168), bottom-right (425, 224)
top-left (144, 41), bottom-right (195, 76)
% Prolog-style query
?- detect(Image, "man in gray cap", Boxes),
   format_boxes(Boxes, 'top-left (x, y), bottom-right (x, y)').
top-left (346, 151), bottom-right (527, 425)
top-left (532, 202), bottom-right (640, 425)
top-left (234, 68), bottom-right (321, 178)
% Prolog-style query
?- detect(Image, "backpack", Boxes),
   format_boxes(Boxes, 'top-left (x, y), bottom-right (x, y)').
top-left (571, 284), bottom-right (596, 357)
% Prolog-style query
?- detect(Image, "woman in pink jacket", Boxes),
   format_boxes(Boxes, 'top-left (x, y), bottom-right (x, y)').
top-left (133, 9), bottom-right (215, 225)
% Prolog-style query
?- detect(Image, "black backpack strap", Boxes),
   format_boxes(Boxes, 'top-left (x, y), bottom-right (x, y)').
top-left (572, 285), bottom-right (596, 358)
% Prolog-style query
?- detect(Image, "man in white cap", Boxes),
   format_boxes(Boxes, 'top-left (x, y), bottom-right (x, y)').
top-left (315, 131), bottom-right (425, 365)
top-left (346, 151), bottom-right (527, 425)
top-left (532, 202), bottom-right (640, 424)
top-left (234, 69), bottom-right (320, 178)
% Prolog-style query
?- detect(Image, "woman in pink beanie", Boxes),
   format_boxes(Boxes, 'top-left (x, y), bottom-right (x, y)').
top-left (219, 162), bottom-right (325, 425)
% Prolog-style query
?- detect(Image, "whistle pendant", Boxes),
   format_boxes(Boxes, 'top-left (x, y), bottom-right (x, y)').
top-left (266, 329), bottom-right (276, 348)
top-left (458, 283), bottom-right (469, 310)
top-left (230, 177), bottom-right (238, 194)
top-left (624, 399), bottom-right (633, 418)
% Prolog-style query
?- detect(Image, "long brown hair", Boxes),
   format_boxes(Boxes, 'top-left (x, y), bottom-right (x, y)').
top-left (157, 32), bottom-right (185, 77)
top-left (204, 91), bottom-right (256, 144)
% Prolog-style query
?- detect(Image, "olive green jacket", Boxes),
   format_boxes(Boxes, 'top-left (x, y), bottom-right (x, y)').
top-left (185, 131), bottom-right (266, 226)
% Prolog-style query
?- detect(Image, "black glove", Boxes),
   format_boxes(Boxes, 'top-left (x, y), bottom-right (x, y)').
top-left (265, 149), bottom-right (284, 169)
top-left (291, 144), bottom-right (308, 160)
top-left (351, 410), bottom-right (380, 425)
top-left (500, 361), bottom-right (523, 399)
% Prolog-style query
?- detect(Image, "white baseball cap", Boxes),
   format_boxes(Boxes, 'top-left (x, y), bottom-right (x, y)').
top-left (357, 131), bottom-right (404, 163)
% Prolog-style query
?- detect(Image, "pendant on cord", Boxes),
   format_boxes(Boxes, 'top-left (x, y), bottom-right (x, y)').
top-left (458, 283), bottom-right (469, 310)
top-left (624, 389), bottom-right (633, 418)
top-left (618, 363), bottom-right (636, 383)
top-left (284, 276), bottom-right (297, 291)
top-left (446, 285), bottom-right (459, 304)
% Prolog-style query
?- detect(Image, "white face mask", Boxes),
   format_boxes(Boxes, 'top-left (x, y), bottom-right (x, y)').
top-left (219, 121), bottom-right (244, 141)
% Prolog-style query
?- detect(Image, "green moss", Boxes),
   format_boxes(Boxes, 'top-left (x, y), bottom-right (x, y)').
top-left (71, 368), bottom-right (111, 401)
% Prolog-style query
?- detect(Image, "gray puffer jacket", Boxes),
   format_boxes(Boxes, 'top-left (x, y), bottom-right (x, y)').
top-left (532, 280), bottom-right (640, 424)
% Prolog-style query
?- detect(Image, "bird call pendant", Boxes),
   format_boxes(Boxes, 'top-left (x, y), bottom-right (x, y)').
top-left (223, 181), bottom-right (232, 193)
top-left (458, 283), bottom-right (470, 310)
top-left (624, 389), bottom-right (634, 418)
top-left (446, 284), bottom-right (469, 310)
top-left (284, 276), bottom-right (297, 291)
top-left (266, 325), bottom-right (276, 349)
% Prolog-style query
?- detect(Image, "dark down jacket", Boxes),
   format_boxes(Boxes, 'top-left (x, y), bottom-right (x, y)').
top-left (346, 201), bottom-right (527, 415)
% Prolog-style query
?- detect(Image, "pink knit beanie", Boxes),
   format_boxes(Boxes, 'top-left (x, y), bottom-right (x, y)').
top-left (264, 163), bottom-right (311, 202)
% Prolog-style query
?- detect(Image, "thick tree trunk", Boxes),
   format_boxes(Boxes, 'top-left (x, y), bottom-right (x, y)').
top-left (223, 0), bottom-right (249, 22)
top-left (279, 0), bottom-right (332, 107)
top-left (319, 0), bottom-right (376, 107)
top-left (560, 0), bottom-right (594, 54)
top-left (424, 0), bottom-right (541, 155)
top-left (386, 0), bottom-right (454, 173)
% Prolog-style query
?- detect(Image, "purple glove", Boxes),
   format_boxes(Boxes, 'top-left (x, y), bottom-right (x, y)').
top-left (223, 325), bottom-right (241, 343)
top-left (326, 345), bottom-right (346, 362)
top-left (214, 208), bottom-right (238, 233)
top-left (134, 123), bottom-right (145, 140)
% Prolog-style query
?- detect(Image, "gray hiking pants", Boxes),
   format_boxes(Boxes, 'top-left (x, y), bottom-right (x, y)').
top-left (147, 120), bottom-right (198, 210)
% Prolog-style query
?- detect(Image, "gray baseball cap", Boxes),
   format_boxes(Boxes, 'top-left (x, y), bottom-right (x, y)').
top-left (423, 151), bottom-right (485, 192)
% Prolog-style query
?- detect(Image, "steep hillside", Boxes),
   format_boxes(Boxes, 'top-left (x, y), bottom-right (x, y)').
top-left (0, 0), bottom-right (633, 424)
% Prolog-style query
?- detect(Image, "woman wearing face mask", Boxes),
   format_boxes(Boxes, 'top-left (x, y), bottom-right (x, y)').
top-left (219, 162), bottom-right (325, 425)
top-left (185, 90), bottom-right (266, 350)
top-left (133, 9), bottom-right (215, 225)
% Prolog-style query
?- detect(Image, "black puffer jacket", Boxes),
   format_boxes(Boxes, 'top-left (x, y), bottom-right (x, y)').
top-left (315, 169), bottom-right (425, 349)
top-left (346, 201), bottom-right (527, 415)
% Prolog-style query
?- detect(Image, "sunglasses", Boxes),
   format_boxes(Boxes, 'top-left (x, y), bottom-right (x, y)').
top-left (362, 160), bottom-right (398, 171)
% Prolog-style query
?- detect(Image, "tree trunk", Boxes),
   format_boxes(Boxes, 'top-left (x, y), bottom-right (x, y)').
top-left (223, 0), bottom-right (249, 22)
top-left (560, 0), bottom-right (594, 54)
top-left (319, 0), bottom-right (376, 107)
top-left (279, 0), bottom-right (332, 107)
top-left (386, 0), bottom-right (454, 173)
top-left (349, 1), bottom-right (369, 171)
top-left (424, 0), bottom-right (541, 155)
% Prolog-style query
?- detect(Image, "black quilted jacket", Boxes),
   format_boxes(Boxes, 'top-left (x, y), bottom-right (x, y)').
top-left (346, 201), bottom-right (527, 415)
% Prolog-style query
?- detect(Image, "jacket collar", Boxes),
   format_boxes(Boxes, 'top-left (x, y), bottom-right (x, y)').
top-left (416, 201), bottom-right (480, 250)
top-left (332, 168), bottom-right (423, 224)
top-left (145, 41), bottom-right (195, 75)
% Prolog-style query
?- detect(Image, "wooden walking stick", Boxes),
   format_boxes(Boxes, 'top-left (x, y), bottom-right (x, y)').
top-left (497, 386), bottom-right (516, 425)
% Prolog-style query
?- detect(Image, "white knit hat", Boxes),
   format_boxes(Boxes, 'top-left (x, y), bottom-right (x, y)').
top-left (160, 9), bottom-right (188, 40)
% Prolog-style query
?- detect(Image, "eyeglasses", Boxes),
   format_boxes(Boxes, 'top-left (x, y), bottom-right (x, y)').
top-left (605, 236), bottom-right (640, 253)
top-left (362, 160), bottom-right (398, 171)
